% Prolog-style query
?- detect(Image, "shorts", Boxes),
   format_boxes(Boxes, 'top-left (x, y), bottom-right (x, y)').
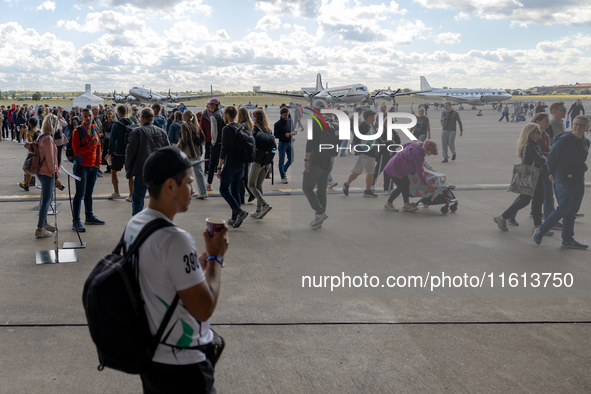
top-left (140, 360), bottom-right (215, 394)
top-left (351, 154), bottom-right (375, 174)
top-left (19, 123), bottom-right (27, 129)
top-left (111, 155), bottom-right (125, 172)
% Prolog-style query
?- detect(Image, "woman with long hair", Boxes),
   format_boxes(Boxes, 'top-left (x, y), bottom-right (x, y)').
top-left (30, 115), bottom-right (62, 238)
top-left (237, 106), bottom-right (254, 204)
top-left (248, 109), bottom-right (275, 218)
top-left (179, 109), bottom-right (208, 199)
top-left (493, 123), bottom-right (552, 235)
top-left (17, 107), bottom-right (27, 144)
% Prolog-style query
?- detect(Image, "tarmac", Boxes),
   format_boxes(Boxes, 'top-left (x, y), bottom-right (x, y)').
top-left (0, 105), bottom-right (590, 393)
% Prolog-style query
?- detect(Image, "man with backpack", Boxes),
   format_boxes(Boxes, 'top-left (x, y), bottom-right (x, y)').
top-left (124, 146), bottom-right (229, 392)
top-left (216, 106), bottom-right (254, 228)
top-left (126, 108), bottom-right (170, 216)
top-left (303, 100), bottom-right (339, 229)
top-left (106, 105), bottom-right (134, 202)
top-left (71, 108), bottom-right (104, 232)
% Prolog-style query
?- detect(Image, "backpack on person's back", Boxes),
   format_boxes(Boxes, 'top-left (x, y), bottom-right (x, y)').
top-left (253, 126), bottom-right (276, 165)
top-left (232, 123), bottom-right (256, 164)
top-left (23, 133), bottom-right (51, 175)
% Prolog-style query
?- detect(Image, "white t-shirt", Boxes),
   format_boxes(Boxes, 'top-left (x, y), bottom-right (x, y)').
top-left (124, 208), bottom-right (212, 365)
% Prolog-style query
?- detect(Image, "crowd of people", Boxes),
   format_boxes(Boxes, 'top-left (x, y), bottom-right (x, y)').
top-left (3, 98), bottom-right (588, 246)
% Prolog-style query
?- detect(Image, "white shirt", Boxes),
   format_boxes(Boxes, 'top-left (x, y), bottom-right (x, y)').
top-left (124, 208), bottom-right (212, 364)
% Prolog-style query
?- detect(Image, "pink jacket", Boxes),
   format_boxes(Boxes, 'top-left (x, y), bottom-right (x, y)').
top-left (383, 141), bottom-right (427, 184)
top-left (27, 133), bottom-right (59, 178)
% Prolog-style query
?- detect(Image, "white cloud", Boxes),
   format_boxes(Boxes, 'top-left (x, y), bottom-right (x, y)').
top-left (415, 0), bottom-right (591, 26)
top-left (435, 32), bottom-right (461, 44)
top-left (36, 1), bottom-right (55, 11)
top-left (256, 15), bottom-right (281, 31)
top-left (57, 11), bottom-right (145, 33)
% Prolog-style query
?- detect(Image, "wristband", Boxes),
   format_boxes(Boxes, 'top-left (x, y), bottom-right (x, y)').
top-left (206, 255), bottom-right (224, 267)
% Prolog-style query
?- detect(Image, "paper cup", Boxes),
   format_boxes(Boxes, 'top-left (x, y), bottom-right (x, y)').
top-left (206, 218), bottom-right (226, 237)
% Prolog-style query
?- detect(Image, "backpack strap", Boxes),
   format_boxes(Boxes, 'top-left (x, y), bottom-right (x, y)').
top-left (118, 218), bottom-right (179, 353)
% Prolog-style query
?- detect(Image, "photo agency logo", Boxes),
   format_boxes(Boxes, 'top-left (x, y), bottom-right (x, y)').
top-left (305, 109), bottom-right (418, 154)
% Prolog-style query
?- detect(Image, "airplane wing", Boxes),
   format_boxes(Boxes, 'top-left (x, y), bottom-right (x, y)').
top-left (171, 93), bottom-right (226, 102)
top-left (253, 90), bottom-right (306, 99)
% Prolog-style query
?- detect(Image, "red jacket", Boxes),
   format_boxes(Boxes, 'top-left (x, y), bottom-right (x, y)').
top-left (72, 124), bottom-right (101, 167)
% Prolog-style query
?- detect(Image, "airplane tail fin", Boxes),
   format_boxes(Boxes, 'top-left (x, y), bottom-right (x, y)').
top-left (316, 73), bottom-right (323, 91)
top-left (420, 76), bottom-right (432, 91)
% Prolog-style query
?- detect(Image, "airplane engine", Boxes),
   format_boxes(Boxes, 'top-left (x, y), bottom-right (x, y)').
top-left (465, 97), bottom-right (484, 105)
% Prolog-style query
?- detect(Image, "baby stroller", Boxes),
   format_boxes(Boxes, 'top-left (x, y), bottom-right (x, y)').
top-left (408, 163), bottom-right (459, 214)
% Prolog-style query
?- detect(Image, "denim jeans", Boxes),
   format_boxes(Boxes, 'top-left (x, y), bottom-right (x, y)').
top-left (302, 162), bottom-right (332, 215)
top-left (542, 174), bottom-right (555, 218)
top-left (219, 163), bottom-right (244, 220)
top-left (73, 165), bottom-right (98, 222)
top-left (37, 174), bottom-right (54, 228)
top-left (132, 176), bottom-right (148, 216)
top-left (278, 141), bottom-right (293, 179)
top-left (539, 179), bottom-right (585, 242)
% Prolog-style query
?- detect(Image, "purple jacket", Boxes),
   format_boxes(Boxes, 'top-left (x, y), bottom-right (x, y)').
top-left (383, 141), bottom-right (427, 184)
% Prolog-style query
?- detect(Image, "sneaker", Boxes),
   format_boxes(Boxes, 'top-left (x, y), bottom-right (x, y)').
top-left (248, 194), bottom-right (256, 202)
top-left (327, 180), bottom-right (338, 188)
top-left (126, 195), bottom-right (133, 202)
top-left (281, 178), bottom-right (289, 184)
top-left (44, 223), bottom-right (56, 232)
top-left (108, 191), bottom-right (121, 200)
top-left (493, 215), bottom-right (508, 231)
top-left (532, 227), bottom-right (542, 245)
top-left (452, 153), bottom-right (456, 161)
top-left (258, 204), bottom-right (273, 219)
top-left (85, 216), bottom-right (105, 225)
top-left (233, 210), bottom-right (249, 228)
top-left (370, 184), bottom-right (375, 191)
top-left (342, 182), bottom-right (349, 196)
top-left (72, 221), bottom-right (86, 232)
top-left (384, 203), bottom-right (399, 212)
top-left (561, 240), bottom-right (589, 249)
top-left (575, 213), bottom-right (584, 218)
top-left (363, 190), bottom-right (378, 198)
top-left (35, 228), bottom-right (53, 238)
top-left (403, 204), bottom-right (419, 213)
top-left (552, 222), bottom-right (563, 230)
top-left (533, 227), bottom-right (553, 237)
top-left (310, 212), bottom-right (328, 228)
top-left (442, 159), bottom-right (448, 163)
top-left (250, 210), bottom-right (261, 219)
top-left (227, 218), bottom-right (236, 227)
top-left (506, 217), bottom-right (519, 226)
top-left (195, 193), bottom-right (208, 199)
top-left (207, 184), bottom-right (212, 191)
top-left (97, 171), bottom-right (104, 178)
top-left (18, 181), bottom-right (29, 192)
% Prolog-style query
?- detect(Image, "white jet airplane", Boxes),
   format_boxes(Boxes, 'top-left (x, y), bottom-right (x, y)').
top-left (254, 74), bottom-right (375, 106)
top-left (411, 77), bottom-right (512, 108)
top-left (101, 87), bottom-right (224, 106)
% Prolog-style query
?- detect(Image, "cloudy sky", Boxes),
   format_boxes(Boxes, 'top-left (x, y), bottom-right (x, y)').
top-left (1, 0), bottom-right (591, 93)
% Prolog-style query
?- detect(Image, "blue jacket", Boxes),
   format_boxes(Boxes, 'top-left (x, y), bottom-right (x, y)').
top-left (168, 121), bottom-right (182, 144)
top-left (546, 132), bottom-right (589, 182)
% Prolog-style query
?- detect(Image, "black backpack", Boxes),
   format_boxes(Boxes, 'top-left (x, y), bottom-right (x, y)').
top-left (253, 127), bottom-right (276, 165)
top-left (82, 218), bottom-right (178, 374)
top-left (232, 123), bottom-right (256, 164)
top-left (316, 123), bottom-right (340, 158)
top-left (65, 125), bottom-right (84, 163)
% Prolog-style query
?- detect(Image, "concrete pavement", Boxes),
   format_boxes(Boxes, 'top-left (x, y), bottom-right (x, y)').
top-left (0, 105), bottom-right (590, 393)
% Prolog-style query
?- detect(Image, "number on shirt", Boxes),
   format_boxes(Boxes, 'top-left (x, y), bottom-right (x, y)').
top-left (184, 252), bottom-right (198, 273)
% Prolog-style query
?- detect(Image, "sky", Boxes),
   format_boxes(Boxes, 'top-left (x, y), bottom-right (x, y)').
top-left (1, 0), bottom-right (591, 93)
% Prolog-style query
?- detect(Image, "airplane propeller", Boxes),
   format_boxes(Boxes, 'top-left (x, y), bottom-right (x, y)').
top-left (167, 88), bottom-right (173, 101)
top-left (148, 89), bottom-right (153, 100)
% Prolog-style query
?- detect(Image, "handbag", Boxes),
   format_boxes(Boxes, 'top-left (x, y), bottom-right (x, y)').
top-left (508, 145), bottom-right (540, 196)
